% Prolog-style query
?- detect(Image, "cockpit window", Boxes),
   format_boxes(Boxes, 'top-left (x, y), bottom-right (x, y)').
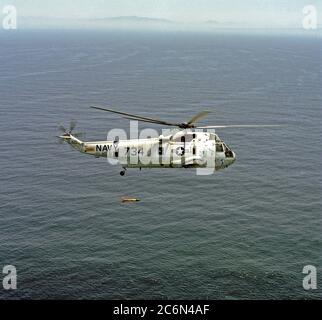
top-left (223, 143), bottom-right (234, 158)
top-left (216, 143), bottom-right (224, 152)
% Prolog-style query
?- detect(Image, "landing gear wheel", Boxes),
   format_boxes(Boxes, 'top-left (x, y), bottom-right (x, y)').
top-left (120, 170), bottom-right (125, 176)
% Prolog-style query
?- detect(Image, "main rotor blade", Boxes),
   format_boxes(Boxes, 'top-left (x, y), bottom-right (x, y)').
top-left (123, 116), bottom-right (179, 127)
top-left (90, 106), bottom-right (178, 125)
top-left (196, 125), bottom-right (282, 129)
top-left (187, 111), bottom-right (211, 125)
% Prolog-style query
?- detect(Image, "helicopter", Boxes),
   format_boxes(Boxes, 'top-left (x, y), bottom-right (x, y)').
top-left (58, 106), bottom-right (278, 176)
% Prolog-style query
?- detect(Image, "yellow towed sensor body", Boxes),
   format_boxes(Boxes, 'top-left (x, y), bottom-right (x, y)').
top-left (121, 197), bottom-right (141, 203)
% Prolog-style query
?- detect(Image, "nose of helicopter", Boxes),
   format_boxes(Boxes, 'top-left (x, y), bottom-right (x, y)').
top-left (225, 151), bottom-right (236, 167)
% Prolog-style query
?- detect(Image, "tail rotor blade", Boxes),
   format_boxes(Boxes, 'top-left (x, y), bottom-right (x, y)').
top-left (70, 120), bottom-right (77, 132)
top-left (57, 121), bottom-right (84, 145)
top-left (58, 124), bottom-right (67, 133)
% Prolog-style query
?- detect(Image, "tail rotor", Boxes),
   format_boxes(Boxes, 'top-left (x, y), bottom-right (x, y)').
top-left (57, 120), bottom-right (85, 143)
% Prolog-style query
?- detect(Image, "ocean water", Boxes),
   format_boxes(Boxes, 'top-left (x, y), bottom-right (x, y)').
top-left (0, 30), bottom-right (321, 299)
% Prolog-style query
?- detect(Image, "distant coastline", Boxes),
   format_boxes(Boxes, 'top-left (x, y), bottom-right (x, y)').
top-left (14, 15), bottom-right (321, 33)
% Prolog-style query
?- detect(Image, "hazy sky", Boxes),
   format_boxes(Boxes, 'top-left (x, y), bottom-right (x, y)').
top-left (1, 0), bottom-right (321, 27)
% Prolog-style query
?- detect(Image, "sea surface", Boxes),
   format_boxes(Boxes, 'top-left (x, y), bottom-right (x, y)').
top-left (0, 30), bottom-right (321, 299)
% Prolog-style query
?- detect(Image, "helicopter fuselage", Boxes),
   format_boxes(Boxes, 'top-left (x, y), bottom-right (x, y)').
top-left (64, 130), bottom-right (236, 173)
